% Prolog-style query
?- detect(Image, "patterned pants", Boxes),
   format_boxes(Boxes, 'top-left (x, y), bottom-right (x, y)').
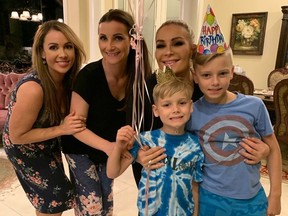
top-left (65, 154), bottom-right (113, 216)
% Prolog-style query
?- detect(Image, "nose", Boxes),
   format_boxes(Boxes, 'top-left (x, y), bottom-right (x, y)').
top-left (172, 104), bottom-right (180, 113)
top-left (106, 39), bottom-right (115, 50)
top-left (211, 76), bottom-right (220, 85)
top-left (58, 48), bottom-right (67, 57)
top-left (164, 45), bottom-right (173, 56)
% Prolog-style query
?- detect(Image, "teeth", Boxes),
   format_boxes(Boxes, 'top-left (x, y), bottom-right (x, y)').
top-left (164, 61), bottom-right (176, 66)
top-left (57, 61), bottom-right (69, 66)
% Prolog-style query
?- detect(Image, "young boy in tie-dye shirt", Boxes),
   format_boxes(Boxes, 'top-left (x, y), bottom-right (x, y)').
top-left (107, 76), bottom-right (203, 216)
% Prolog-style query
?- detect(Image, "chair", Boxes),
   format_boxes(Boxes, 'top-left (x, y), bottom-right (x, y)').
top-left (228, 73), bottom-right (254, 95)
top-left (267, 67), bottom-right (288, 90)
top-left (273, 78), bottom-right (288, 171)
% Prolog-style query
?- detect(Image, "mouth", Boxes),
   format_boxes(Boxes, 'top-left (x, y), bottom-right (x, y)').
top-left (170, 116), bottom-right (183, 120)
top-left (56, 60), bottom-right (70, 67)
top-left (208, 88), bottom-right (222, 93)
top-left (163, 60), bottom-right (178, 67)
top-left (106, 52), bottom-right (120, 57)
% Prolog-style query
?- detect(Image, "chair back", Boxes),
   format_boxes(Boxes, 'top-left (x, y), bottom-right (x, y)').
top-left (267, 67), bottom-right (288, 90)
top-left (228, 73), bottom-right (254, 95)
top-left (273, 78), bottom-right (288, 137)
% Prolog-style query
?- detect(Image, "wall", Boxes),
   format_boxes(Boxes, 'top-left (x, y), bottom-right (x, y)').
top-left (64, 0), bottom-right (287, 89)
top-left (203, 0), bottom-right (287, 89)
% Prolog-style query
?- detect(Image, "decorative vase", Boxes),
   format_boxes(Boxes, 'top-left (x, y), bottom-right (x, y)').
top-left (241, 38), bottom-right (252, 47)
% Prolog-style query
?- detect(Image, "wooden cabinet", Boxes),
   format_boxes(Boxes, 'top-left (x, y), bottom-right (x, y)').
top-left (275, 6), bottom-right (288, 69)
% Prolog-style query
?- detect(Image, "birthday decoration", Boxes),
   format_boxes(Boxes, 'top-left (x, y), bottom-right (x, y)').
top-left (197, 5), bottom-right (228, 54)
top-left (156, 66), bottom-right (176, 84)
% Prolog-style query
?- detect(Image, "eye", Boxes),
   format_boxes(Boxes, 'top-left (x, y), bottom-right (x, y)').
top-left (156, 43), bottom-right (165, 49)
top-left (173, 40), bottom-right (184, 47)
top-left (180, 101), bottom-right (188, 105)
top-left (115, 35), bottom-right (124, 41)
top-left (99, 35), bottom-right (107, 41)
top-left (161, 103), bottom-right (170, 107)
top-left (65, 44), bottom-right (74, 50)
top-left (48, 45), bottom-right (58, 50)
top-left (201, 73), bottom-right (211, 79)
top-left (219, 71), bottom-right (230, 77)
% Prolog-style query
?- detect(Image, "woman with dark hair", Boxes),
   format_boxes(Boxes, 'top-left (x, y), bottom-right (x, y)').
top-left (61, 9), bottom-right (151, 215)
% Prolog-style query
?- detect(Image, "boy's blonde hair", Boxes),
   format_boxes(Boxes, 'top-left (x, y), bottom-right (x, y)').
top-left (193, 47), bottom-right (234, 70)
top-left (153, 77), bottom-right (193, 103)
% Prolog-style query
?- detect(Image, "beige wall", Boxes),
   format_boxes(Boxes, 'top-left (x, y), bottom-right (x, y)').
top-left (203, 0), bottom-right (287, 89)
top-left (64, 0), bottom-right (287, 89)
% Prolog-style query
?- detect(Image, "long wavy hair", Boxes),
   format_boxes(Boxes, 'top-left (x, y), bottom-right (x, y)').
top-left (32, 20), bottom-right (86, 125)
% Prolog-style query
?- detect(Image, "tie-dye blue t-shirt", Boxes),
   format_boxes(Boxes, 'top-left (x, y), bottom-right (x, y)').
top-left (130, 129), bottom-right (203, 216)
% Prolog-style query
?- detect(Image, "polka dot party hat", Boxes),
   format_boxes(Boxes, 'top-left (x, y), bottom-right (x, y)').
top-left (197, 5), bottom-right (229, 54)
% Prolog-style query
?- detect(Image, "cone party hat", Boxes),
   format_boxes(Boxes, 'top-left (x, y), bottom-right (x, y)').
top-left (197, 5), bottom-right (228, 55)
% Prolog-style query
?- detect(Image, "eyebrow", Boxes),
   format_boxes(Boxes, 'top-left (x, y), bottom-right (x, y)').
top-left (156, 36), bottom-right (185, 43)
top-left (47, 41), bottom-right (72, 46)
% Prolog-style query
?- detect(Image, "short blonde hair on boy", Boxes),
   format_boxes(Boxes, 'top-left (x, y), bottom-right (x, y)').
top-left (193, 47), bottom-right (234, 70)
top-left (153, 77), bottom-right (193, 103)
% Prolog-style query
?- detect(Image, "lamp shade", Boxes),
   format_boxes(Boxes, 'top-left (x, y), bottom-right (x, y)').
top-left (10, 11), bottom-right (19, 19)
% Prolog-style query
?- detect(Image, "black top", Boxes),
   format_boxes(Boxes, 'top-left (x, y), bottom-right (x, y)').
top-left (142, 73), bottom-right (203, 131)
top-left (61, 59), bottom-right (126, 164)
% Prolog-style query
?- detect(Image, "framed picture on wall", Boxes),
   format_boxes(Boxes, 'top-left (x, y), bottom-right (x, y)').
top-left (229, 12), bottom-right (268, 55)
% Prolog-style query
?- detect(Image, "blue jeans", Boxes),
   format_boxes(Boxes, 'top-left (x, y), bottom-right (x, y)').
top-left (65, 154), bottom-right (113, 216)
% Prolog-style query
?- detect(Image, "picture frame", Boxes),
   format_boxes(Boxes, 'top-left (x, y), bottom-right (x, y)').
top-left (229, 12), bottom-right (268, 55)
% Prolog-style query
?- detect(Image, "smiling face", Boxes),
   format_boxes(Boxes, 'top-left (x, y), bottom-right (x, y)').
top-left (155, 24), bottom-right (193, 77)
top-left (41, 30), bottom-right (75, 77)
top-left (194, 54), bottom-right (234, 104)
top-left (153, 91), bottom-right (192, 135)
top-left (98, 20), bottom-right (131, 66)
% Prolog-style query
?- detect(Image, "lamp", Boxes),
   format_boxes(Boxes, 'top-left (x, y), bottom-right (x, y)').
top-left (37, 13), bottom-right (43, 21)
top-left (10, 11), bottom-right (19, 19)
top-left (31, 14), bottom-right (39, 22)
top-left (10, 9), bottom-right (43, 22)
top-left (22, 10), bottom-right (31, 18)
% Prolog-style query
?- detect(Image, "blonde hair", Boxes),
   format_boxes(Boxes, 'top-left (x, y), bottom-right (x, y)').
top-left (153, 77), bottom-right (193, 103)
top-left (156, 20), bottom-right (195, 44)
top-left (32, 20), bottom-right (86, 125)
top-left (193, 47), bottom-right (234, 70)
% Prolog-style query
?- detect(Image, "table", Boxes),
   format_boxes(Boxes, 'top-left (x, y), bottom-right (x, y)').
top-left (253, 93), bottom-right (275, 125)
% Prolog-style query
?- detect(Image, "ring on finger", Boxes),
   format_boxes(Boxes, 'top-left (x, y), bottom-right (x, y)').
top-left (148, 160), bottom-right (152, 168)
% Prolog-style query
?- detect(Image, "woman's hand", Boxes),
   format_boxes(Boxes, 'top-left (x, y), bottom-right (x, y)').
top-left (137, 146), bottom-right (166, 169)
top-left (60, 111), bottom-right (86, 135)
top-left (239, 137), bottom-right (270, 164)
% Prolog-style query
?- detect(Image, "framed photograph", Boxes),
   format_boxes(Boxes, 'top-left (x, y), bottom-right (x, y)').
top-left (229, 12), bottom-right (268, 55)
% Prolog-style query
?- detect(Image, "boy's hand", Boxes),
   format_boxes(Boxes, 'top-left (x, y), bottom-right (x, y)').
top-left (116, 125), bottom-right (135, 151)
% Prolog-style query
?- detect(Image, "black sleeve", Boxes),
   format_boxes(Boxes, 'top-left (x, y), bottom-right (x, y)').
top-left (73, 62), bottom-right (98, 104)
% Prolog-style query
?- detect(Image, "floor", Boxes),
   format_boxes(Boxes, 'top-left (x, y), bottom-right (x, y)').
top-left (0, 148), bottom-right (287, 216)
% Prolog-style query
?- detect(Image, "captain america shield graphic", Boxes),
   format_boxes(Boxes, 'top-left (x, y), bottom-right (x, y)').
top-left (199, 115), bottom-right (256, 166)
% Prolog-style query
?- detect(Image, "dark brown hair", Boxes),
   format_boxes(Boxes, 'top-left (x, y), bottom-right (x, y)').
top-left (99, 9), bottom-right (152, 107)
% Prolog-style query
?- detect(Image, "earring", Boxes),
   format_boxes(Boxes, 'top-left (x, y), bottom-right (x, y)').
top-left (42, 59), bottom-right (47, 65)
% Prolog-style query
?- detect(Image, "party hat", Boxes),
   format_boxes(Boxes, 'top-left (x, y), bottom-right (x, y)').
top-left (197, 5), bottom-right (228, 54)
top-left (156, 66), bottom-right (176, 84)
